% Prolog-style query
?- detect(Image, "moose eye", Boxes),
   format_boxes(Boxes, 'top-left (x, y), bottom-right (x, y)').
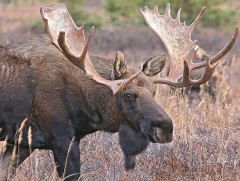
top-left (125, 93), bottom-right (137, 99)
top-left (125, 94), bottom-right (132, 99)
top-left (153, 91), bottom-right (156, 97)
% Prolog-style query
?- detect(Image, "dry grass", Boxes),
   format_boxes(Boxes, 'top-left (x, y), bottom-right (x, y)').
top-left (0, 1), bottom-right (240, 180)
top-left (1, 74), bottom-right (239, 181)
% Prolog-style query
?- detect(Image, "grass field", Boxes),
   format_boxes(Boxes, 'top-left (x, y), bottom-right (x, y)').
top-left (0, 1), bottom-right (240, 180)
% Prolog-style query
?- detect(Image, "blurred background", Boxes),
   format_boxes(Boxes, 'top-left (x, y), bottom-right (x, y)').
top-left (0, 0), bottom-right (240, 180)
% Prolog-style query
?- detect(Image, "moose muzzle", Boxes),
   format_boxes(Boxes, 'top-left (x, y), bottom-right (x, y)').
top-left (140, 110), bottom-right (173, 144)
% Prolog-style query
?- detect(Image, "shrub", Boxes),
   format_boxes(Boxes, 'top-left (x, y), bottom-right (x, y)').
top-left (59, 0), bottom-right (103, 29)
top-left (105, 0), bottom-right (237, 30)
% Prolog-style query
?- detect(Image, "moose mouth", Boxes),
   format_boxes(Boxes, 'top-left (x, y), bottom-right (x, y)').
top-left (142, 127), bottom-right (173, 144)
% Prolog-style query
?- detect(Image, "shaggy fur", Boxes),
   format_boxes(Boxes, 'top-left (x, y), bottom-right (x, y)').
top-left (0, 35), bottom-right (173, 180)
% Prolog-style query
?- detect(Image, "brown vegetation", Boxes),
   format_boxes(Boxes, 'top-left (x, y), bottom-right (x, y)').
top-left (0, 1), bottom-right (240, 180)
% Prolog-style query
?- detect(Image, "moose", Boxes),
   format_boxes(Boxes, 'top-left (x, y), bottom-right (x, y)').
top-left (0, 3), bottom-right (238, 180)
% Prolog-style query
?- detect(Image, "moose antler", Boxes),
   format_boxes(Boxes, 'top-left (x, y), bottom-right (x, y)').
top-left (40, 3), bottom-right (143, 95)
top-left (141, 3), bottom-right (238, 87)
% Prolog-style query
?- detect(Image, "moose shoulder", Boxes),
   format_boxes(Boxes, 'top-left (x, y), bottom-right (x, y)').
top-left (0, 3), bottom-right (238, 181)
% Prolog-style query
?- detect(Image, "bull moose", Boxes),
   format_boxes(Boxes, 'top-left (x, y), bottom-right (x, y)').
top-left (0, 3), bottom-right (238, 180)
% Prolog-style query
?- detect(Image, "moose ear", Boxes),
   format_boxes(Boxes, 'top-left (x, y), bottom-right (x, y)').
top-left (143, 54), bottom-right (167, 77)
top-left (111, 51), bottom-right (127, 80)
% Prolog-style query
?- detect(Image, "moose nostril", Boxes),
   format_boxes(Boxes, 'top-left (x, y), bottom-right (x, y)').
top-left (153, 126), bottom-right (173, 143)
top-left (155, 118), bottom-right (173, 132)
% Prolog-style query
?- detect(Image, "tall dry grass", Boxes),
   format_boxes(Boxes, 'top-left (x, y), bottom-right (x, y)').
top-left (0, 1), bottom-right (240, 180)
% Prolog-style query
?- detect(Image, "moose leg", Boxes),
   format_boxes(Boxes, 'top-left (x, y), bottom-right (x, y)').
top-left (33, 95), bottom-right (81, 180)
top-left (51, 136), bottom-right (80, 181)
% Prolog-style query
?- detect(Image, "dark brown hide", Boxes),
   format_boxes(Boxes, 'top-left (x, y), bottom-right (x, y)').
top-left (0, 35), bottom-right (173, 180)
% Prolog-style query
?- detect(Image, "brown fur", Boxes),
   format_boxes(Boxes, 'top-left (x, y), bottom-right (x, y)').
top-left (0, 35), bottom-right (173, 180)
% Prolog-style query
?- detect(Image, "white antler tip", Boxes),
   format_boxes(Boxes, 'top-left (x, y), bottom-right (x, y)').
top-left (194, 45), bottom-right (199, 52)
top-left (144, 5), bottom-right (149, 12)
top-left (177, 8), bottom-right (181, 21)
top-left (166, 3), bottom-right (171, 15)
top-left (90, 26), bottom-right (95, 35)
top-left (80, 23), bottom-right (85, 28)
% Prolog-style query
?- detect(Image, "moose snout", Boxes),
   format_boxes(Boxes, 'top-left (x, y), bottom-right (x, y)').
top-left (141, 118), bottom-right (173, 144)
top-left (153, 119), bottom-right (173, 143)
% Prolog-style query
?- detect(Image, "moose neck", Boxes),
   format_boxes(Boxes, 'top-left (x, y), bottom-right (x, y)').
top-left (55, 49), bottom-right (125, 136)
top-left (72, 55), bottom-right (123, 134)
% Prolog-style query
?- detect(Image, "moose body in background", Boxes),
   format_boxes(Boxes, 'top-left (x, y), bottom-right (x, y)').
top-left (0, 3), bottom-right (238, 181)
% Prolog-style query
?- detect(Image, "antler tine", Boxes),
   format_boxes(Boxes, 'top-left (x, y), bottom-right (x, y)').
top-left (165, 3), bottom-right (171, 16)
top-left (143, 5), bottom-right (149, 12)
top-left (57, 31), bottom-right (80, 66)
top-left (41, 3), bottom-right (143, 96)
top-left (191, 27), bottom-right (239, 71)
top-left (176, 8), bottom-right (181, 23)
top-left (152, 57), bottom-right (217, 87)
top-left (189, 7), bottom-right (206, 31)
top-left (189, 57), bottom-right (217, 86)
top-left (79, 26), bottom-right (95, 68)
top-left (153, 6), bottom-right (158, 13)
top-left (141, 3), bottom-right (238, 88)
top-left (182, 61), bottom-right (191, 85)
top-left (79, 24), bottom-right (86, 42)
